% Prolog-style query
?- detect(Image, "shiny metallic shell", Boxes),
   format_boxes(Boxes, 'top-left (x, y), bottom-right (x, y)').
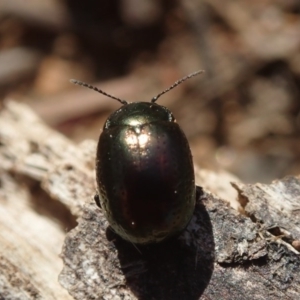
top-left (96, 102), bottom-right (195, 244)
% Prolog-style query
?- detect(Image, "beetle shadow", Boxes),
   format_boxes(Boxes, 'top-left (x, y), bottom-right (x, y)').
top-left (106, 188), bottom-right (215, 300)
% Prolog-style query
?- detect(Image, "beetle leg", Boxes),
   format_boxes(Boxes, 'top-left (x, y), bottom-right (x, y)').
top-left (94, 193), bottom-right (101, 208)
top-left (196, 185), bottom-right (203, 201)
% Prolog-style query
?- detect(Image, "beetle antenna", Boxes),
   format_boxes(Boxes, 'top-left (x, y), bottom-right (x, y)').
top-left (70, 79), bottom-right (128, 105)
top-left (151, 70), bottom-right (205, 103)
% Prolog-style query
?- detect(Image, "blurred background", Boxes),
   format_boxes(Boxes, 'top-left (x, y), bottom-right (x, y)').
top-left (0, 0), bottom-right (300, 184)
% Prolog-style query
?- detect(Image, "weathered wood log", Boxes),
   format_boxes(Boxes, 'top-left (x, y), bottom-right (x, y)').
top-left (0, 101), bottom-right (299, 299)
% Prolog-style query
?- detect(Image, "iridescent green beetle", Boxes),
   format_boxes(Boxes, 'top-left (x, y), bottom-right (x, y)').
top-left (71, 70), bottom-right (204, 244)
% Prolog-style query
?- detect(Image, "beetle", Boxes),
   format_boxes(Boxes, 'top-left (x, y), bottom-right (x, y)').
top-left (71, 70), bottom-right (204, 244)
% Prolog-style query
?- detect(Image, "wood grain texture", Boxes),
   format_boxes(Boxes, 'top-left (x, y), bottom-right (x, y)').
top-left (0, 101), bottom-right (299, 299)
